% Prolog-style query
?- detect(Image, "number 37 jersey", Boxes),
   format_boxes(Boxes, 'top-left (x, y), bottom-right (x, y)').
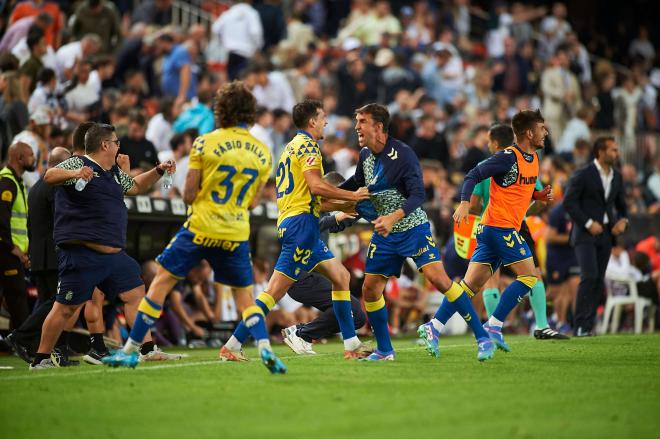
top-left (185, 127), bottom-right (271, 241)
top-left (275, 130), bottom-right (323, 226)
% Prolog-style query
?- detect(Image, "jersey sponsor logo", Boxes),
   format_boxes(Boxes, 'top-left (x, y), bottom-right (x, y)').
top-left (192, 233), bottom-right (240, 250)
top-left (387, 148), bottom-right (398, 160)
top-left (518, 175), bottom-right (537, 185)
top-left (413, 245), bottom-right (430, 257)
top-left (1, 190), bottom-right (13, 202)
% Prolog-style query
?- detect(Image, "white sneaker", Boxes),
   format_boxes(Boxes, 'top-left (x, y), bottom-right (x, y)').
top-left (139, 345), bottom-right (183, 362)
top-left (29, 358), bottom-right (59, 370)
top-left (282, 326), bottom-right (316, 355)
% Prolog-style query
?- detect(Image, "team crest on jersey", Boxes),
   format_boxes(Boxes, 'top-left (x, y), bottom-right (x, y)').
top-left (520, 248), bottom-right (526, 256)
top-left (1, 190), bottom-right (12, 202)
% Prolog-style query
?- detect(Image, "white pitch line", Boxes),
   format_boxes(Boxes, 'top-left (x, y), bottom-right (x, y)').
top-left (0, 343), bottom-right (486, 382)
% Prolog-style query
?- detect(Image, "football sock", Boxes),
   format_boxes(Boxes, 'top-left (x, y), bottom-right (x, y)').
top-left (332, 290), bottom-right (360, 350)
top-left (124, 297), bottom-right (162, 354)
top-left (90, 333), bottom-right (107, 352)
top-left (444, 281), bottom-right (489, 340)
top-left (225, 335), bottom-right (242, 351)
top-left (433, 297), bottom-right (456, 325)
top-left (365, 295), bottom-right (393, 353)
top-left (529, 281), bottom-right (549, 329)
top-left (492, 275), bottom-right (537, 323)
top-left (482, 288), bottom-right (501, 318)
top-left (242, 305), bottom-right (269, 350)
top-left (231, 292), bottom-right (275, 345)
top-left (56, 331), bottom-right (70, 349)
top-left (430, 318), bottom-right (445, 333)
top-left (32, 352), bottom-right (50, 366)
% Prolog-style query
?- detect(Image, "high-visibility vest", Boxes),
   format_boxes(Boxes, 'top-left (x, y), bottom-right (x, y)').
top-left (0, 167), bottom-right (28, 253)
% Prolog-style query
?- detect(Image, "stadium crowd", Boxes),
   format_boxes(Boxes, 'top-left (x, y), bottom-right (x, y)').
top-left (0, 0), bottom-right (659, 360)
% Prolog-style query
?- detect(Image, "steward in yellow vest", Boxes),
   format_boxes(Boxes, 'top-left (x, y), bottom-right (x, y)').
top-left (0, 142), bottom-right (35, 329)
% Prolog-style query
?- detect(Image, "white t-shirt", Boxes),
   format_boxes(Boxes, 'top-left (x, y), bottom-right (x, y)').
top-left (55, 41), bottom-right (82, 79)
top-left (252, 71), bottom-right (295, 112)
top-left (146, 113), bottom-right (174, 154)
top-left (211, 3), bottom-right (263, 58)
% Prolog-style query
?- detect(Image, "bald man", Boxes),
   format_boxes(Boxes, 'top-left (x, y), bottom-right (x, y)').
top-left (6, 146), bottom-right (79, 364)
top-left (0, 142), bottom-right (35, 330)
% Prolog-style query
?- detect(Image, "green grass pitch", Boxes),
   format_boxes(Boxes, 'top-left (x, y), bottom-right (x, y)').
top-left (1, 334), bottom-right (659, 439)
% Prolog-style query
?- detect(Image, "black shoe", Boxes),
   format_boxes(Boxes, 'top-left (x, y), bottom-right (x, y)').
top-left (574, 327), bottom-right (595, 337)
top-left (51, 348), bottom-right (80, 367)
top-left (534, 328), bottom-right (570, 340)
top-left (6, 332), bottom-right (34, 364)
top-left (82, 348), bottom-right (110, 365)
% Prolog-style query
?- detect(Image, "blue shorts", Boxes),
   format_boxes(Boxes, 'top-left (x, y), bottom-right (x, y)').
top-left (366, 222), bottom-right (441, 278)
top-left (56, 246), bottom-right (143, 305)
top-left (274, 214), bottom-right (334, 281)
top-left (470, 225), bottom-right (533, 273)
top-left (442, 236), bottom-right (469, 280)
top-left (157, 227), bottom-right (253, 288)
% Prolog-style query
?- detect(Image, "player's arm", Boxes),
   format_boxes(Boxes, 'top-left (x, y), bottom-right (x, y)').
top-left (44, 156), bottom-right (92, 186)
top-left (183, 137), bottom-right (205, 205)
top-left (454, 151), bottom-right (515, 224)
top-left (469, 179), bottom-right (485, 214)
top-left (304, 169), bottom-right (369, 202)
top-left (526, 179), bottom-right (547, 216)
top-left (563, 169), bottom-right (591, 230)
top-left (319, 212), bottom-right (359, 233)
top-left (126, 161), bottom-right (176, 195)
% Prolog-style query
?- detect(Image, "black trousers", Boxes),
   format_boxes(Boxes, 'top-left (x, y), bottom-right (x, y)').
top-left (0, 252), bottom-right (29, 329)
top-left (286, 272), bottom-right (366, 341)
top-left (227, 52), bottom-right (248, 81)
top-left (13, 271), bottom-right (62, 354)
top-left (574, 231), bottom-right (612, 333)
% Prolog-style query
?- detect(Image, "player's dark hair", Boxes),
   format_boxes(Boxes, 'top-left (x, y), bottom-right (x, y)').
top-left (292, 99), bottom-right (323, 129)
top-left (489, 124), bottom-right (514, 148)
top-left (73, 121), bottom-right (96, 154)
top-left (355, 103), bottom-right (390, 133)
top-left (322, 171), bottom-right (346, 187)
top-left (128, 111), bottom-right (146, 127)
top-left (85, 123), bottom-right (116, 153)
top-left (511, 109), bottom-right (544, 137)
top-left (37, 67), bottom-right (55, 84)
top-left (214, 81), bottom-right (256, 128)
top-left (592, 136), bottom-right (614, 160)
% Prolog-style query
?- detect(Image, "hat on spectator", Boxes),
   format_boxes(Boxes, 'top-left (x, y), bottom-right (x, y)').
top-left (342, 37), bottom-right (361, 52)
top-left (375, 48), bottom-right (395, 67)
top-left (30, 106), bottom-right (51, 125)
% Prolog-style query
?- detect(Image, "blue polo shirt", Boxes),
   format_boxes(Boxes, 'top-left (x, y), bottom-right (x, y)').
top-left (161, 44), bottom-right (198, 100)
top-left (53, 156), bottom-right (134, 248)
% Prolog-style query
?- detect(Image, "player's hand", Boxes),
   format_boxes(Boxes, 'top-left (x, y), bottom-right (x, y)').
top-left (158, 160), bottom-right (176, 175)
top-left (76, 166), bottom-right (94, 181)
top-left (372, 214), bottom-right (396, 237)
top-left (116, 154), bottom-right (130, 173)
top-left (453, 201), bottom-right (470, 225)
top-left (335, 211), bottom-right (358, 223)
top-left (352, 187), bottom-right (370, 202)
top-left (533, 185), bottom-right (553, 202)
top-left (11, 245), bottom-right (29, 268)
top-left (611, 219), bottom-right (628, 236)
top-left (588, 221), bottom-right (604, 236)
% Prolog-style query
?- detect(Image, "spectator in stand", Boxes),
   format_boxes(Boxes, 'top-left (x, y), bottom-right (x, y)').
top-left (244, 62), bottom-right (295, 113)
top-left (335, 49), bottom-right (379, 117)
top-left (112, 24), bottom-right (149, 88)
top-left (161, 39), bottom-right (198, 106)
top-left (422, 45), bottom-right (464, 107)
top-left (557, 106), bottom-right (594, 156)
top-left (146, 96), bottom-right (177, 155)
top-left (0, 12), bottom-right (52, 54)
top-left (594, 72), bottom-right (616, 130)
top-left (55, 34), bottom-right (101, 82)
top-left (11, 106), bottom-right (51, 189)
top-left (270, 108), bottom-right (292, 161)
top-left (565, 32), bottom-right (592, 85)
top-left (9, 0), bottom-right (63, 49)
top-left (492, 37), bottom-right (530, 98)
top-left (19, 27), bottom-right (48, 99)
top-left (120, 112), bottom-right (159, 175)
top-left (541, 44), bottom-right (581, 142)
top-left (250, 106), bottom-right (274, 153)
top-left (70, 0), bottom-right (122, 54)
top-left (63, 59), bottom-right (100, 129)
top-left (27, 68), bottom-right (58, 116)
top-left (132, 0), bottom-right (173, 26)
top-left (254, 0), bottom-right (286, 51)
top-left (285, 54), bottom-right (313, 104)
top-left (538, 2), bottom-right (571, 61)
top-left (460, 125), bottom-right (489, 174)
top-left (172, 90), bottom-right (215, 136)
top-left (0, 72), bottom-right (30, 144)
top-left (410, 114), bottom-right (450, 168)
top-left (628, 26), bottom-right (655, 66)
top-left (613, 74), bottom-right (642, 147)
top-left (212, 0), bottom-right (264, 80)
top-left (647, 157), bottom-right (660, 203)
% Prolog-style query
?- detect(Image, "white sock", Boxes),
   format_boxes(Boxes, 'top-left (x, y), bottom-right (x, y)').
top-left (343, 336), bottom-right (360, 350)
top-left (123, 338), bottom-right (140, 354)
top-left (488, 316), bottom-right (504, 328)
top-left (257, 339), bottom-right (271, 352)
top-left (430, 318), bottom-right (445, 333)
top-left (225, 335), bottom-right (242, 351)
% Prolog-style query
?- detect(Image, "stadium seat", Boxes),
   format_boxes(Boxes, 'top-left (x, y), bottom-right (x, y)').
top-left (602, 273), bottom-right (656, 334)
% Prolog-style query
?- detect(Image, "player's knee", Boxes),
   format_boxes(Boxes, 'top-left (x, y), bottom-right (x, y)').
top-left (333, 266), bottom-right (351, 290)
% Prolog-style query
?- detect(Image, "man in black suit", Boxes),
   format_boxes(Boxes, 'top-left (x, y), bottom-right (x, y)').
top-left (564, 137), bottom-right (629, 336)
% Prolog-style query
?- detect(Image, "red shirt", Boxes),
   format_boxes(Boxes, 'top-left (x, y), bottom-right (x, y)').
top-left (636, 236), bottom-right (660, 272)
top-left (10, 1), bottom-right (63, 48)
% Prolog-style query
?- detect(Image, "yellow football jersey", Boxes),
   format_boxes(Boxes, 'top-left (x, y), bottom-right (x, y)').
top-left (184, 127), bottom-right (271, 241)
top-left (275, 130), bottom-right (324, 225)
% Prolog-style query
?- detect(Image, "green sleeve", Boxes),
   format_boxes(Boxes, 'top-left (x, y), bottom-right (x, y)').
top-left (473, 179), bottom-right (485, 197)
top-left (535, 179), bottom-right (543, 191)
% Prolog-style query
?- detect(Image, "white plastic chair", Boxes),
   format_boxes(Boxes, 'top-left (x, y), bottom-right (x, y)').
top-left (602, 272), bottom-right (656, 334)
